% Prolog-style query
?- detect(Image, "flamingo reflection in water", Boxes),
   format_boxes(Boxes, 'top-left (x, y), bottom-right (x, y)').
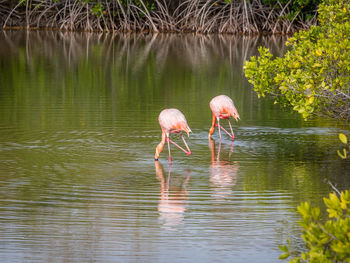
top-left (155, 161), bottom-right (190, 230)
top-left (209, 138), bottom-right (239, 201)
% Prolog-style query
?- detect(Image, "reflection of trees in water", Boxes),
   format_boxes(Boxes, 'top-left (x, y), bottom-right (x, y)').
top-left (0, 31), bottom-right (287, 72)
top-left (0, 31), bottom-right (287, 129)
top-left (209, 138), bottom-right (239, 201)
top-left (155, 161), bottom-right (190, 230)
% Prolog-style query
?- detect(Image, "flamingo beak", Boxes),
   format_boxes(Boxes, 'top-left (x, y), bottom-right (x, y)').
top-left (186, 128), bottom-right (192, 137)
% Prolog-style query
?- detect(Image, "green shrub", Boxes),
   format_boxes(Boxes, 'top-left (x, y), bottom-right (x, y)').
top-left (262, 0), bottom-right (321, 21)
top-left (279, 190), bottom-right (350, 262)
top-left (91, 3), bottom-right (105, 17)
top-left (244, 0), bottom-right (350, 120)
top-left (279, 134), bottom-right (349, 262)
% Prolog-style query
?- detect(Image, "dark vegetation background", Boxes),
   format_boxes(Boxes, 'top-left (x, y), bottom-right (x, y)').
top-left (1, 0), bottom-right (321, 34)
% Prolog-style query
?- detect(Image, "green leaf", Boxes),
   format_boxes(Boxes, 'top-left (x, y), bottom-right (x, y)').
top-left (301, 252), bottom-right (308, 261)
top-left (337, 149), bottom-right (347, 159)
top-left (279, 245), bottom-right (288, 252)
top-left (311, 207), bottom-right (320, 220)
top-left (279, 253), bottom-right (290, 260)
top-left (339, 133), bottom-right (348, 144)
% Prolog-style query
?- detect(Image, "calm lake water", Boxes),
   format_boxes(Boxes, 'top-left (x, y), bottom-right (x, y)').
top-left (0, 31), bottom-right (349, 263)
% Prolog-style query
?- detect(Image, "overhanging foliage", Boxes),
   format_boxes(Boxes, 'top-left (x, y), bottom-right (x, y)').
top-left (244, 0), bottom-right (350, 120)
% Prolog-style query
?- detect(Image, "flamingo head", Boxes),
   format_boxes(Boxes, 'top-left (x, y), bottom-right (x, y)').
top-left (232, 107), bottom-right (240, 121)
top-left (185, 126), bottom-right (192, 137)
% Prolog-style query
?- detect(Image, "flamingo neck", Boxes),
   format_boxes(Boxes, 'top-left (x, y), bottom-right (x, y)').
top-left (155, 131), bottom-right (167, 160)
top-left (209, 113), bottom-right (216, 137)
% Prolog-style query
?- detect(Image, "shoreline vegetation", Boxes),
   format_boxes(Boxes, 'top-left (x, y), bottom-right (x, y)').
top-left (244, 0), bottom-right (350, 121)
top-left (1, 0), bottom-right (320, 34)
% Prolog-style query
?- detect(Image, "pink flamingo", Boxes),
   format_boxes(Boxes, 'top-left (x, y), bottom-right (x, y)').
top-left (155, 109), bottom-right (192, 163)
top-left (209, 95), bottom-right (240, 140)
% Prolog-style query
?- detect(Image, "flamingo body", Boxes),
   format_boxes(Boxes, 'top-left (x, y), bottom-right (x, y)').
top-left (209, 95), bottom-right (240, 139)
top-left (209, 95), bottom-right (239, 120)
top-left (158, 109), bottom-right (190, 134)
top-left (155, 109), bottom-right (191, 163)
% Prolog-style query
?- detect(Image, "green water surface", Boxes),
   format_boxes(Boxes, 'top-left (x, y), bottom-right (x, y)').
top-left (0, 31), bottom-right (349, 263)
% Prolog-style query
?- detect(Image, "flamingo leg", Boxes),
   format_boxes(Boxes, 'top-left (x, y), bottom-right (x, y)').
top-left (217, 120), bottom-right (235, 140)
top-left (166, 133), bottom-right (172, 164)
top-left (168, 135), bottom-right (191, 155)
top-left (181, 133), bottom-right (191, 155)
top-left (219, 125), bottom-right (233, 138)
top-left (228, 119), bottom-right (235, 139)
top-left (217, 117), bottom-right (222, 141)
